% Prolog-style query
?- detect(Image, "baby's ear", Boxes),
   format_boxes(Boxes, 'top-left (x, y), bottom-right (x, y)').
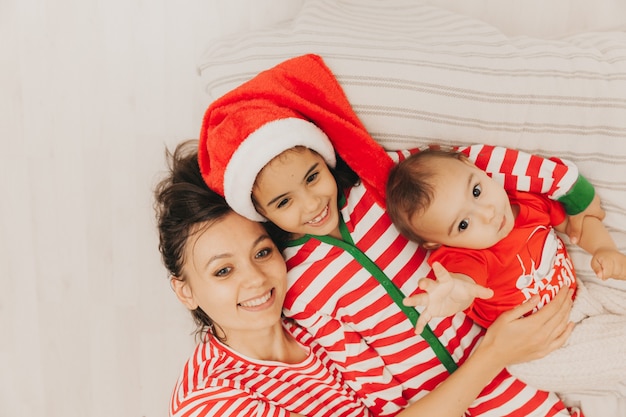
top-left (422, 241), bottom-right (441, 250)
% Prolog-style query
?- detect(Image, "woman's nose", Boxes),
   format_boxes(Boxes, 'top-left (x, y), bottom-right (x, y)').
top-left (241, 263), bottom-right (266, 287)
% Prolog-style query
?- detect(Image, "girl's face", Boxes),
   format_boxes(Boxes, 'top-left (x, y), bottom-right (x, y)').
top-left (409, 156), bottom-right (516, 250)
top-left (253, 147), bottom-right (341, 239)
top-left (172, 212), bottom-right (287, 345)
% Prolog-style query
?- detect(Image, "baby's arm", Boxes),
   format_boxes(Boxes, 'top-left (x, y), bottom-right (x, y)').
top-left (556, 214), bottom-right (626, 280)
top-left (403, 262), bottom-right (494, 334)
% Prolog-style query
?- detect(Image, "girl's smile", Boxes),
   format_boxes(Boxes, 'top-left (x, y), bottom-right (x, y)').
top-left (253, 147), bottom-right (342, 239)
top-left (305, 204), bottom-right (330, 226)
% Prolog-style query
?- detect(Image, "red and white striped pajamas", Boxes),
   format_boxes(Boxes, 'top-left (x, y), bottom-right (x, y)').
top-left (282, 144), bottom-right (584, 417)
top-left (170, 320), bottom-right (371, 417)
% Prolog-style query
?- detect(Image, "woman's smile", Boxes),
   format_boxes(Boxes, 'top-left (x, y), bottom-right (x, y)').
top-left (238, 288), bottom-right (276, 311)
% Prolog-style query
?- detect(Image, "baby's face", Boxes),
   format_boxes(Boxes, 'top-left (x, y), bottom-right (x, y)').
top-left (409, 156), bottom-right (515, 250)
top-left (252, 147), bottom-right (340, 239)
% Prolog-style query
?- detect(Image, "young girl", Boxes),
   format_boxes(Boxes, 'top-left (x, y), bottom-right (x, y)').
top-left (197, 54), bottom-right (591, 416)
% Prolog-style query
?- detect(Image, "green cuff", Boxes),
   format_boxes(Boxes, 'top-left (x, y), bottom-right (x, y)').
top-left (557, 175), bottom-right (595, 215)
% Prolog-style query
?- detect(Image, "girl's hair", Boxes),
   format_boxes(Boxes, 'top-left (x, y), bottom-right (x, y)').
top-left (153, 139), bottom-right (230, 342)
top-left (257, 147), bottom-right (360, 245)
top-left (386, 148), bottom-right (465, 245)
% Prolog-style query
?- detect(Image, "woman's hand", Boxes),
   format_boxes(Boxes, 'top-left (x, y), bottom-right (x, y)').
top-left (479, 287), bottom-right (574, 368)
top-left (395, 287), bottom-right (574, 417)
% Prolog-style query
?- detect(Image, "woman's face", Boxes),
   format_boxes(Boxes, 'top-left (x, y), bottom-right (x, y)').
top-left (252, 147), bottom-right (341, 239)
top-left (173, 212), bottom-right (287, 341)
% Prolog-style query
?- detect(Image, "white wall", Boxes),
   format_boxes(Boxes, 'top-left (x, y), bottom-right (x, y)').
top-left (0, 1), bottom-right (302, 416)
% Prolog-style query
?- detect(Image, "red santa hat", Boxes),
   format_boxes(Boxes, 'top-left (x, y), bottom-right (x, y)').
top-left (198, 53), bottom-right (394, 221)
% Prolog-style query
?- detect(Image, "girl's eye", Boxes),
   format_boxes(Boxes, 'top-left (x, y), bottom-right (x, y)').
top-left (214, 266), bottom-right (232, 277)
top-left (306, 172), bottom-right (319, 184)
top-left (276, 198), bottom-right (289, 209)
top-left (472, 184), bottom-right (482, 198)
top-left (458, 219), bottom-right (469, 232)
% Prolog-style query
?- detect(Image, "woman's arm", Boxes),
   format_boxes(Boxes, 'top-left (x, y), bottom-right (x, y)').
top-left (396, 287), bottom-right (574, 417)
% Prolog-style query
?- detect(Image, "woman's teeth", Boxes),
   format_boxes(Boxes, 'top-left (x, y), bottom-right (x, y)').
top-left (239, 290), bottom-right (272, 307)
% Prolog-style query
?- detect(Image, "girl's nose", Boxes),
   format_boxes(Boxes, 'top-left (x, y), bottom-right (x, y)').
top-left (303, 191), bottom-right (319, 212)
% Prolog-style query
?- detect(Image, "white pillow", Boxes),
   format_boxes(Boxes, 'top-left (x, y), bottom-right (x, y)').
top-left (197, 0), bottom-right (626, 284)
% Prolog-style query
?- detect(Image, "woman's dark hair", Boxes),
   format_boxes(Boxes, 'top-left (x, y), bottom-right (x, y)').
top-left (153, 139), bottom-right (230, 342)
top-left (261, 150), bottom-right (360, 246)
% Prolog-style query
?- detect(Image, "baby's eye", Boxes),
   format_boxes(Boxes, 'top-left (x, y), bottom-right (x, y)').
top-left (458, 219), bottom-right (469, 232)
top-left (472, 184), bottom-right (482, 198)
top-left (214, 266), bottom-right (232, 277)
top-left (276, 198), bottom-right (290, 209)
top-left (306, 172), bottom-right (319, 184)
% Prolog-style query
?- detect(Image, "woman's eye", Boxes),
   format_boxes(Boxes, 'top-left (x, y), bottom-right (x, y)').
top-left (306, 172), bottom-right (319, 184)
top-left (214, 267), bottom-right (232, 277)
top-left (472, 184), bottom-right (482, 198)
top-left (256, 247), bottom-right (272, 259)
top-left (458, 219), bottom-right (469, 231)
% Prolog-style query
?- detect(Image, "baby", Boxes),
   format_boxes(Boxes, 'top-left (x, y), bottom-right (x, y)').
top-left (386, 147), bottom-right (626, 332)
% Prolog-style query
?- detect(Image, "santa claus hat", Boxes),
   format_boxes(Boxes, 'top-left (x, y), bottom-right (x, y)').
top-left (198, 53), bottom-right (394, 221)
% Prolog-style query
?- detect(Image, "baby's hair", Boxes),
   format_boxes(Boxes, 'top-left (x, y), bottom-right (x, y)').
top-left (253, 146), bottom-right (360, 246)
top-left (386, 147), bottom-right (465, 245)
top-left (153, 139), bottom-right (230, 342)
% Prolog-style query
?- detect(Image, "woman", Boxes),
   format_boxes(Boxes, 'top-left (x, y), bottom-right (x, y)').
top-left (154, 140), bottom-right (578, 417)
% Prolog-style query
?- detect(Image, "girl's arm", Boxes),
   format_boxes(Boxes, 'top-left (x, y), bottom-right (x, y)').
top-left (461, 144), bottom-right (604, 245)
top-left (386, 145), bottom-right (603, 243)
top-left (396, 287), bottom-right (575, 417)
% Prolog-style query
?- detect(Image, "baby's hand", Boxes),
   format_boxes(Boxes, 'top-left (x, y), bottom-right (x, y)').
top-left (591, 248), bottom-right (626, 280)
top-left (403, 262), bottom-right (494, 335)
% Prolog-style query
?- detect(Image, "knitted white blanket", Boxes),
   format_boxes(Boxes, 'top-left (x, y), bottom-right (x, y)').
top-left (509, 278), bottom-right (626, 396)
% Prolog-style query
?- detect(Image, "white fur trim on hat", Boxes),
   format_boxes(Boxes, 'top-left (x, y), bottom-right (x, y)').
top-left (223, 117), bottom-right (336, 221)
